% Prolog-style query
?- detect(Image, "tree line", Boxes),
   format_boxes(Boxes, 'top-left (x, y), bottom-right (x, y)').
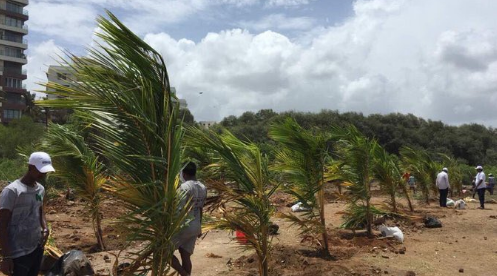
top-left (218, 109), bottom-right (497, 166)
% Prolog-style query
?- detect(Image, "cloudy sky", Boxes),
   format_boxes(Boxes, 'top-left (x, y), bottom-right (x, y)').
top-left (26, 0), bottom-right (497, 126)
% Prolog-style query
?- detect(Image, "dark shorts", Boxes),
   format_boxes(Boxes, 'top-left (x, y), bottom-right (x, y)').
top-left (12, 245), bottom-right (44, 276)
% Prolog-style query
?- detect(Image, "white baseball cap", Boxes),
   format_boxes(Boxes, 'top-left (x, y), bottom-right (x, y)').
top-left (28, 152), bottom-right (55, 173)
top-left (442, 167), bottom-right (448, 172)
top-left (476, 165), bottom-right (483, 170)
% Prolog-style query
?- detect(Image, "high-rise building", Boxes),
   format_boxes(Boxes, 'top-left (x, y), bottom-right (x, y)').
top-left (0, 0), bottom-right (28, 123)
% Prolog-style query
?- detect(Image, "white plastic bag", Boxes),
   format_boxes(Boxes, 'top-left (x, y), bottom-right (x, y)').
top-left (379, 225), bottom-right (404, 243)
top-left (446, 198), bottom-right (455, 207)
top-left (454, 199), bottom-right (466, 210)
top-left (291, 202), bottom-right (310, 212)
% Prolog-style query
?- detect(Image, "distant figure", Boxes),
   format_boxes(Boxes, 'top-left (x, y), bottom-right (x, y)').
top-left (474, 166), bottom-right (486, 209)
top-left (0, 152), bottom-right (55, 276)
top-left (488, 173), bottom-right (495, 195)
top-left (436, 168), bottom-right (450, 207)
top-left (172, 162), bottom-right (207, 276)
top-left (408, 175), bottom-right (416, 194)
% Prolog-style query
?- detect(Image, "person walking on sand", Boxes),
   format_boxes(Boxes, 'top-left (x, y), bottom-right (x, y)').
top-left (474, 165), bottom-right (486, 209)
top-left (0, 152), bottom-right (55, 276)
top-left (172, 162), bottom-right (207, 276)
top-left (436, 168), bottom-right (450, 207)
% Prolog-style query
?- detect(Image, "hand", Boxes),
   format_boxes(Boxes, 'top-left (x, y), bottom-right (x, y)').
top-left (0, 258), bottom-right (14, 275)
top-left (41, 229), bottom-right (50, 247)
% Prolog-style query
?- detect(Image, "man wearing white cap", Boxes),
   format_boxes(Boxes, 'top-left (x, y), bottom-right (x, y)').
top-left (474, 165), bottom-right (486, 209)
top-left (436, 168), bottom-right (450, 207)
top-left (0, 152), bottom-right (55, 276)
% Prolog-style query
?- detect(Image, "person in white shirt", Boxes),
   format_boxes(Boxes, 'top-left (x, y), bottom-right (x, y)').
top-left (436, 167), bottom-right (450, 207)
top-left (172, 162), bottom-right (207, 276)
top-left (474, 165), bottom-right (486, 209)
top-left (0, 152), bottom-right (55, 276)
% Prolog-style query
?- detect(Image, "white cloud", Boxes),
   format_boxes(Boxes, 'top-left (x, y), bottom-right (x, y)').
top-left (26, 0), bottom-right (497, 127)
top-left (267, 0), bottom-right (313, 7)
top-left (139, 0), bottom-right (497, 127)
top-left (28, 2), bottom-right (96, 44)
top-left (26, 40), bottom-right (64, 96)
top-left (239, 14), bottom-right (316, 31)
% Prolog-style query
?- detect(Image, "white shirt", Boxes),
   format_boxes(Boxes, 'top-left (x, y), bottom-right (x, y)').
top-left (436, 171), bottom-right (450, 189)
top-left (0, 180), bottom-right (44, 258)
top-left (475, 171), bottom-right (486, 189)
top-left (178, 180), bottom-right (207, 237)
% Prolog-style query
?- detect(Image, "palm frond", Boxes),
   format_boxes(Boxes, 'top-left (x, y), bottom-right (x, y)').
top-left (37, 11), bottom-right (187, 275)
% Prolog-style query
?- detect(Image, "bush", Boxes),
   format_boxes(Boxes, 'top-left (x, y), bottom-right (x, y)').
top-left (0, 158), bottom-right (25, 182)
top-left (0, 117), bottom-right (45, 159)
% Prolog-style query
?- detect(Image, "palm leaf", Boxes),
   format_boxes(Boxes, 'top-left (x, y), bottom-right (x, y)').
top-left (37, 11), bottom-right (187, 275)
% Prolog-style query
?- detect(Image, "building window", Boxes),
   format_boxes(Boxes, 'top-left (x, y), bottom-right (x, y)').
top-left (3, 109), bottom-right (21, 119)
top-left (3, 47), bottom-right (24, 58)
top-left (4, 17), bottom-right (23, 28)
top-left (6, 2), bottom-right (23, 14)
top-left (5, 77), bottom-right (22, 88)
top-left (57, 73), bottom-right (67, 80)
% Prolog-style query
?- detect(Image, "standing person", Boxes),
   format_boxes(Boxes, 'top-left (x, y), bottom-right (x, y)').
top-left (488, 173), bottom-right (495, 195)
top-left (172, 162), bottom-right (207, 276)
top-left (436, 168), bottom-right (450, 207)
top-left (408, 175), bottom-right (416, 194)
top-left (0, 152), bottom-right (55, 276)
top-left (475, 165), bottom-right (486, 209)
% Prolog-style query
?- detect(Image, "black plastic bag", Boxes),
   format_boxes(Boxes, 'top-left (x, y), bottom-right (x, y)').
top-left (45, 250), bottom-right (94, 276)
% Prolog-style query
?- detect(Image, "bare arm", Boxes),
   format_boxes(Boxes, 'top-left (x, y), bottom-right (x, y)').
top-left (39, 203), bottom-right (49, 246)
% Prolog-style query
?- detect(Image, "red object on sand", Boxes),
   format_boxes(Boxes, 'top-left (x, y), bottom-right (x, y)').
top-left (236, 230), bottom-right (248, 244)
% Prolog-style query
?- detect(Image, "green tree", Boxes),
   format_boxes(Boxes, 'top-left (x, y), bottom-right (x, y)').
top-left (0, 116), bottom-right (45, 158)
top-left (186, 127), bottom-right (277, 276)
top-left (334, 125), bottom-right (377, 237)
top-left (400, 146), bottom-right (438, 204)
top-left (269, 118), bottom-right (332, 256)
top-left (38, 11), bottom-right (188, 275)
top-left (372, 145), bottom-right (405, 212)
top-left (42, 124), bottom-right (107, 250)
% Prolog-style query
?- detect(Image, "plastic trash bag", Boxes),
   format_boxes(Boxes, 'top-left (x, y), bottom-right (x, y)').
top-left (454, 199), bottom-right (466, 210)
top-left (45, 250), bottom-right (94, 276)
top-left (446, 198), bottom-right (455, 207)
top-left (291, 202), bottom-right (311, 212)
top-left (424, 216), bottom-right (442, 228)
top-left (379, 225), bottom-right (404, 243)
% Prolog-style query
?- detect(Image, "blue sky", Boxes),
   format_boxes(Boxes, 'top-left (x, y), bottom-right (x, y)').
top-left (25, 0), bottom-right (497, 127)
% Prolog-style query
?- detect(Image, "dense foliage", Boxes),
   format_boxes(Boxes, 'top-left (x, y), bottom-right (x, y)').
top-left (219, 109), bottom-right (497, 166)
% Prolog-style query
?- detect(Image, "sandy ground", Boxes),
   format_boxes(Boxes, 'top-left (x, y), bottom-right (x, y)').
top-left (34, 190), bottom-right (497, 276)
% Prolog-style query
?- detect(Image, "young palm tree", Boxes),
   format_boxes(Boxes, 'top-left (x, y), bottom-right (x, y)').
top-left (269, 118), bottom-right (332, 256)
top-left (38, 11), bottom-right (188, 275)
top-left (42, 124), bottom-right (107, 250)
top-left (186, 126), bottom-right (278, 276)
top-left (400, 146), bottom-right (438, 204)
top-left (440, 154), bottom-right (463, 196)
top-left (333, 125), bottom-right (377, 237)
top-left (372, 145), bottom-right (407, 213)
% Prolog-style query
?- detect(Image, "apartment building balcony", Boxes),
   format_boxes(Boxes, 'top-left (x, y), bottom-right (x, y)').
top-left (0, 3), bottom-right (28, 20)
top-left (0, 35), bottom-right (27, 49)
top-left (0, 66), bottom-right (27, 79)
top-left (2, 98), bottom-right (25, 110)
top-left (12, 0), bottom-right (29, 5)
top-left (2, 84), bottom-right (27, 94)
top-left (0, 50), bottom-right (27, 64)
top-left (0, 20), bottom-right (28, 35)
